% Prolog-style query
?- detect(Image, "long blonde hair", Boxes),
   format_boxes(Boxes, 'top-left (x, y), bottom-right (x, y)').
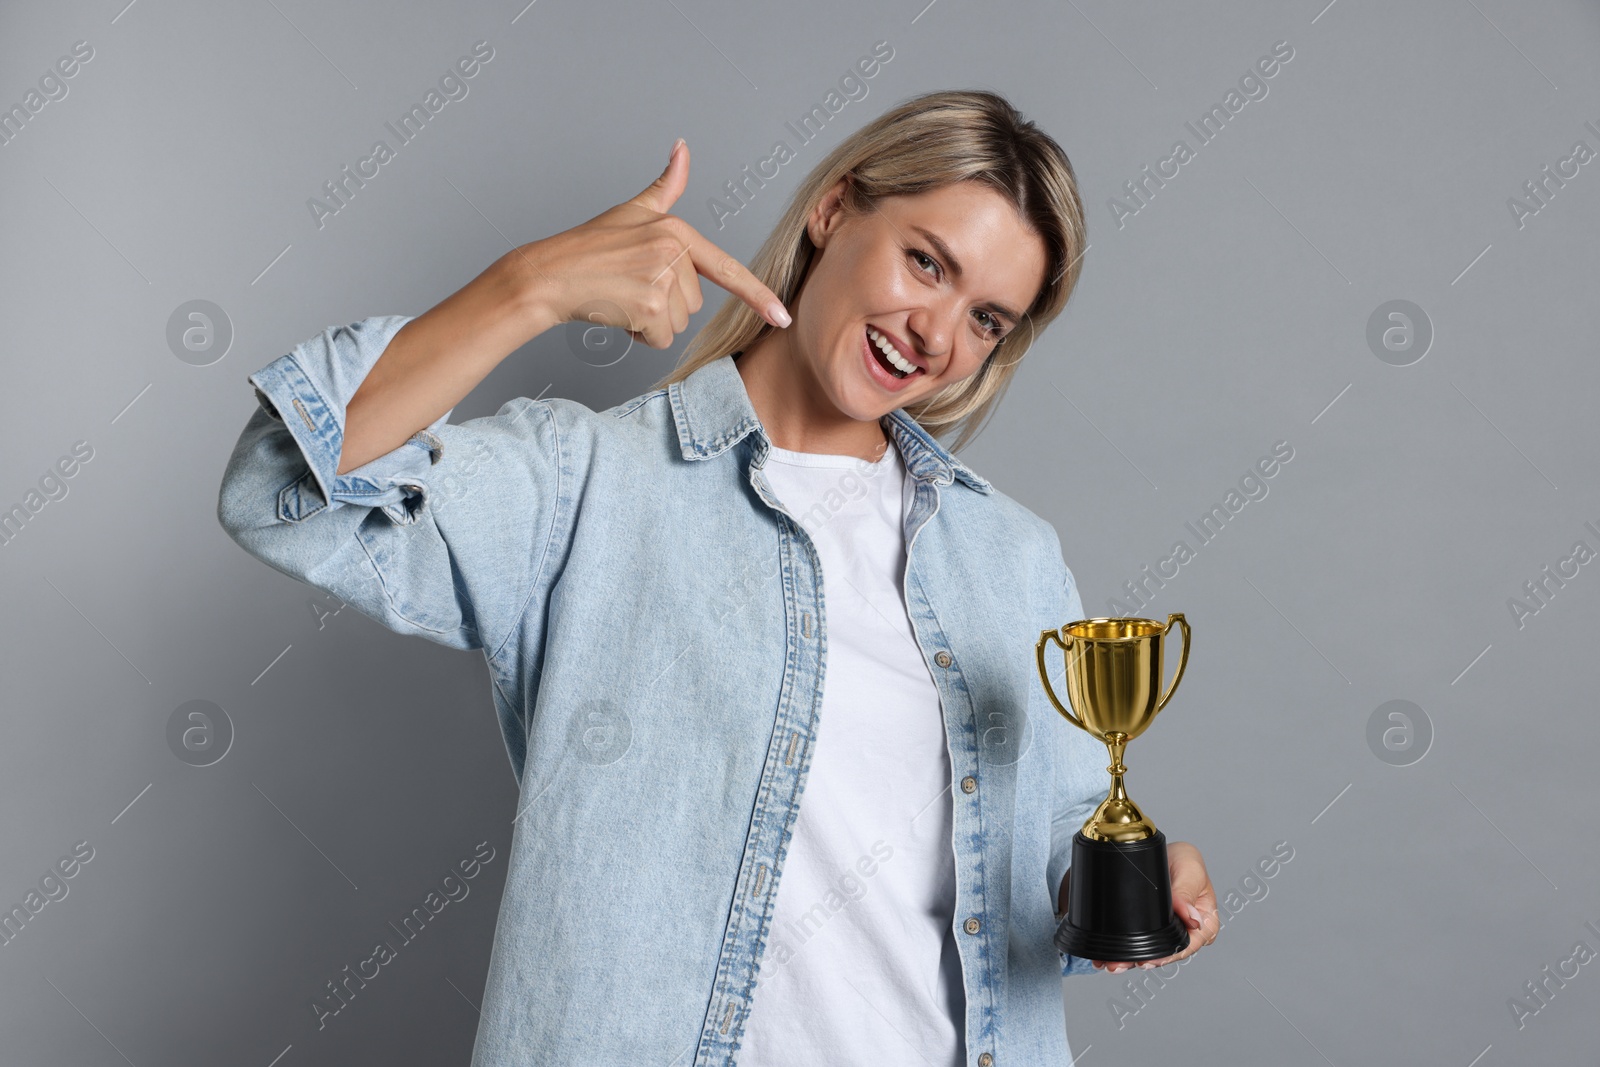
top-left (652, 88), bottom-right (1088, 454)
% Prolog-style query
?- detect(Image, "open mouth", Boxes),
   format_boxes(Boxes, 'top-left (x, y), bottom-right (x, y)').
top-left (866, 325), bottom-right (921, 380)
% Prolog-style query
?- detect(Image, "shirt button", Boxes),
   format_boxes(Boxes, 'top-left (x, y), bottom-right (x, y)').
top-left (963, 916), bottom-right (981, 935)
top-left (961, 776), bottom-right (977, 794)
top-left (934, 650), bottom-right (953, 668)
top-left (978, 1055), bottom-right (994, 1067)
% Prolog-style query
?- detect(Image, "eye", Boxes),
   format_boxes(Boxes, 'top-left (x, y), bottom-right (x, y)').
top-left (908, 247), bottom-right (1010, 341)
top-left (973, 309), bottom-right (1009, 340)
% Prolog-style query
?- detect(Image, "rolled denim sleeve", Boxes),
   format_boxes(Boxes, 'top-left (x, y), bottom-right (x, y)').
top-left (1046, 557), bottom-right (1107, 977)
top-left (245, 315), bottom-right (447, 527)
top-left (218, 314), bottom-right (564, 659)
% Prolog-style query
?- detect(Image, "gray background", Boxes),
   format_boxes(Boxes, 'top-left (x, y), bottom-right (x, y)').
top-left (1, 0), bottom-right (1596, 1063)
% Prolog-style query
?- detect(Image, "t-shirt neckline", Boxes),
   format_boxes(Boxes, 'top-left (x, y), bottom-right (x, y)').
top-left (766, 440), bottom-right (900, 470)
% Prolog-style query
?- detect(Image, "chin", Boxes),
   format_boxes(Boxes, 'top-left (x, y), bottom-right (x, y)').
top-left (839, 380), bottom-right (904, 421)
top-left (837, 397), bottom-right (888, 423)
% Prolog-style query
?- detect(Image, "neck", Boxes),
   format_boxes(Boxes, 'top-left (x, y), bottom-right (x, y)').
top-left (734, 329), bottom-right (891, 461)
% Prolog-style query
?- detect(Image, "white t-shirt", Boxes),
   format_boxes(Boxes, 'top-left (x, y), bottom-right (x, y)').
top-left (739, 439), bottom-right (964, 1067)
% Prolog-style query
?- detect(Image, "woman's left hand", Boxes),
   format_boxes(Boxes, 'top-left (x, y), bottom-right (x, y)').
top-left (1091, 840), bottom-right (1220, 973)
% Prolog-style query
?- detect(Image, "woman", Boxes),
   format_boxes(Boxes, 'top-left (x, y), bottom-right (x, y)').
top-left (219, 88), bottom-right (1219, 1066)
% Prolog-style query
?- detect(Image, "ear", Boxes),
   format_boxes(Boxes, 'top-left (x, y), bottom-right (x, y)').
top-left (806, 174), bottom-right (853, 248)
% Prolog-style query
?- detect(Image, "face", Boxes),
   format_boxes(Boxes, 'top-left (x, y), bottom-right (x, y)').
top-left (791, 178), bottom-right (1049, 421)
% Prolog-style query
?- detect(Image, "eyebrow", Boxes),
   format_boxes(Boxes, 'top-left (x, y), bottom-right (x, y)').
top-left (910, 225), bottom-right (1026, 325)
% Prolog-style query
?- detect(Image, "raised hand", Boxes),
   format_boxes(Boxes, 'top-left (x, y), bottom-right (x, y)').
top-left (515, 138), bottom-right (791, 349)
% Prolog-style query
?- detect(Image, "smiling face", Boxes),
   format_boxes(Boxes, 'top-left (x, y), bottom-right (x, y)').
top-left (735, 176), bottom-right (1050, 456)
top-left (808, 178), bottom-right (1049, 407)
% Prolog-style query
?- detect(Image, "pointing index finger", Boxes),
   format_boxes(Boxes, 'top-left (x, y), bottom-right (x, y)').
top-left (679, 224), bottom-right (791, 328)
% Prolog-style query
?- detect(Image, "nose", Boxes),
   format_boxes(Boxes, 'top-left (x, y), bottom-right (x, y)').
top-left (906, 295), bottom-right (966, 365)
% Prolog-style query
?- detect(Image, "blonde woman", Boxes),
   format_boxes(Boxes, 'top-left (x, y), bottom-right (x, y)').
top-left (219, 88), bottom-right (1220, 1066)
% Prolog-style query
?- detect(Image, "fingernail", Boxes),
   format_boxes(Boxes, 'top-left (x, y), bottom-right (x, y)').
top-left (1110, 963), bottom-right (1129, 973)
top-left (1186, 904), bottom-right (1203, 928)
top-left (1140, 962), bottom-right (1155, 969)
top-left (767, 302), bottom-right (792, 328)
top-left (669, 137), bottom-right (684, 162)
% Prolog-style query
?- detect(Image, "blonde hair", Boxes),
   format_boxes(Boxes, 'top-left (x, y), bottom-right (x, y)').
top-left (652, 88), bottom-right (1088, 454)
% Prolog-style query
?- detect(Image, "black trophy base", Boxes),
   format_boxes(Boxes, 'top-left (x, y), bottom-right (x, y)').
top-left (1055, 828), bottom-right (1190, 962)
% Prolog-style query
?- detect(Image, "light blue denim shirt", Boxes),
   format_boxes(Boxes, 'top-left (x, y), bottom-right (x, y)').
top-left (217, 315), bottom-right (1111, 1066)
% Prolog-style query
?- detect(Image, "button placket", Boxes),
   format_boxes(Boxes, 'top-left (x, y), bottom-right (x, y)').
top-left (695, 514), bottom-right (826, 1060)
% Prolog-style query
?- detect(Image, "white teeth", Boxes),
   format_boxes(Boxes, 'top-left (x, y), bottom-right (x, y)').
top-left (867, 327), bottom-right (917, 375)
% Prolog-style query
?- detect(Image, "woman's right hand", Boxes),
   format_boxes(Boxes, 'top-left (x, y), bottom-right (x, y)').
top-left (511, 139), bottom-right (791, 349)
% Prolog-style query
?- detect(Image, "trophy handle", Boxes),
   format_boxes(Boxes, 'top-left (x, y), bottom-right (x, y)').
top-left (1036, 626), bottom-right (1088, 733)
top-left (1154, 613), bottom-right (1191, 716)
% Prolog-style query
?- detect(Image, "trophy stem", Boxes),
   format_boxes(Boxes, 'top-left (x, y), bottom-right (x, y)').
top-left (1105, 732), bottom-right (1129, 804)
top-left (1083, 732), bottom-right (1157, 843)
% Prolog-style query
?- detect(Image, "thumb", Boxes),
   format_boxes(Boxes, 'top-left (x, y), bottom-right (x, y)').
top-left (631, 138), bottom-right (688, 215)
top-left (1173, 891), bottom-right (1202, 931)
top-left (1167, 842), bottom-right (1216, 930)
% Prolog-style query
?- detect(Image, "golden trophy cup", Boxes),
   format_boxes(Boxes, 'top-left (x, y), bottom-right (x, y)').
top-left (1035, 613), bottom-right (1192, 961)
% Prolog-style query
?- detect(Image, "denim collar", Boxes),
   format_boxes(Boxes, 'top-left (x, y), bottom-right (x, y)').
top-left (666, 352), bottom-right (993, 494)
